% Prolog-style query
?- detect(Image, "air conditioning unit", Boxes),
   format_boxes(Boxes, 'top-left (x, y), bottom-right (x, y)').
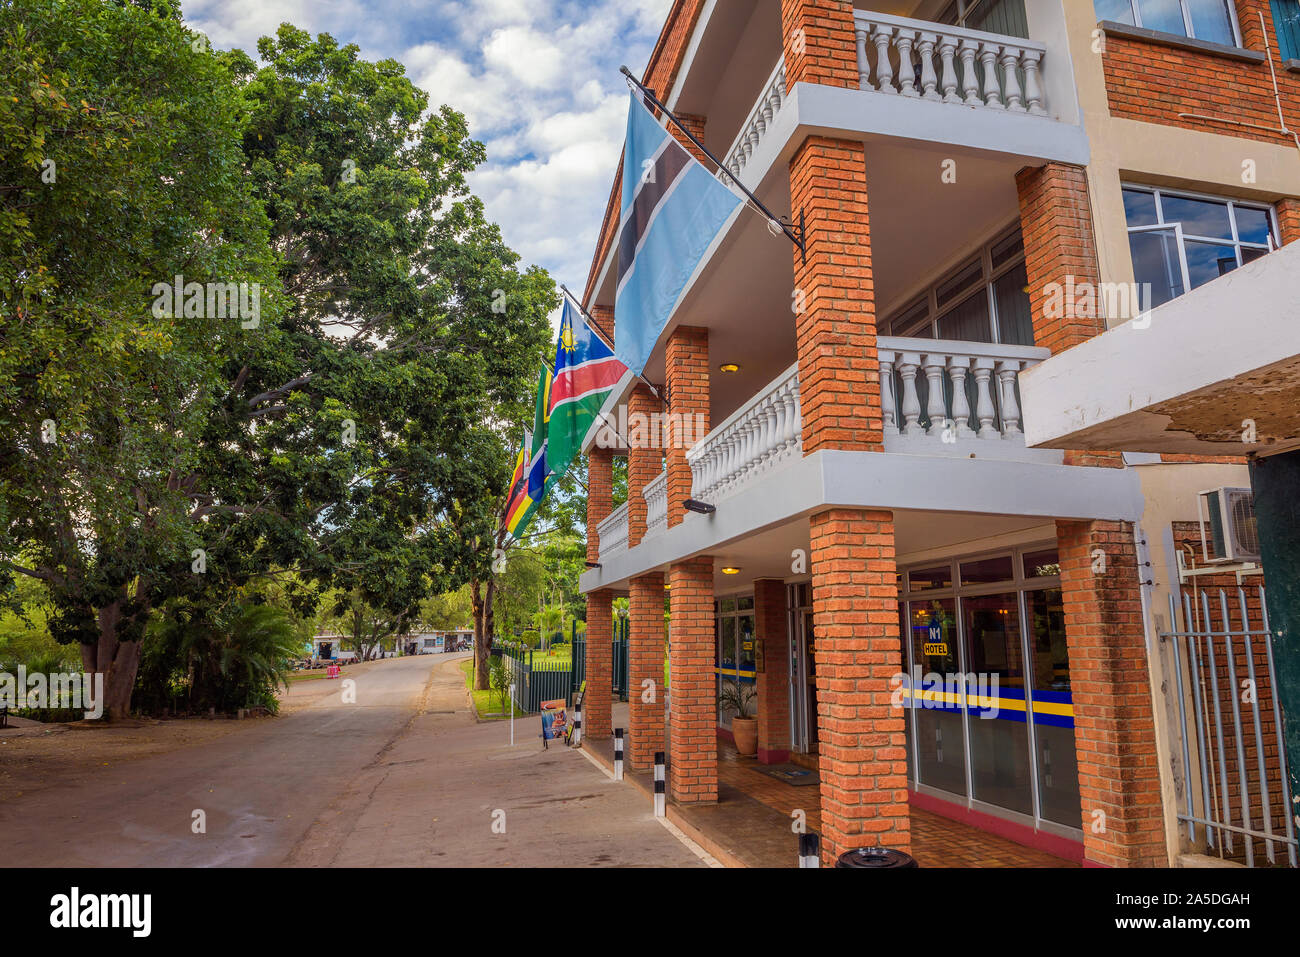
top-left (1198, 487), bottom-right (1260, 564)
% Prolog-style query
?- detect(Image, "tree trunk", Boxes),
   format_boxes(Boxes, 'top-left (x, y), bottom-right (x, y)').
top-left (471, 578), bottom-right (489, 691)
top-left (89, 600), bottom-right (141, 720)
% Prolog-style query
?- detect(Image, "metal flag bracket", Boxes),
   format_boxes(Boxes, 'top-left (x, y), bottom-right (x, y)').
top-left (619, 66), bottom-right (806, 264)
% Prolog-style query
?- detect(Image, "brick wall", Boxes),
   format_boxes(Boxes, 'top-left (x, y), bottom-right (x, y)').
top-left (781, 0), bottom-right (859, 88)
top-left (1277, 196), bottom-right (1300, 244)
top-left (629, 572), bottom-right (666, 770)
top-left (809, 508), bottom-right (909, 861)
top-left (754, 579), bottom-right (791, 764)
top-left (1056, 519), bottom-right (1167, 867)
top-left (789, 136), bottom-right (884, 454)
top-left (627, 384), bottom-right (659, 547)
top-left (669, 556), bottom-right (718, 802)
top-left (1100, 2), bottom-right (1300, 146)
top-left (585, 589), bottom-right (614, 740)
top-left (665, 325), bottom-right (709, 528)
top-left (587, 447), bottom-right (613, 565)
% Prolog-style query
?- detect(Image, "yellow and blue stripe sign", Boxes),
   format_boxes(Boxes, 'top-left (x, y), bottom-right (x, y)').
top-left (900, 683), bottom-right (1074, 729)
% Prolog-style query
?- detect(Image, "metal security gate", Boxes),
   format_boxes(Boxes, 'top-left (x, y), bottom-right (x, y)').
top-left (1160, 586), bottom-right (1297, 866)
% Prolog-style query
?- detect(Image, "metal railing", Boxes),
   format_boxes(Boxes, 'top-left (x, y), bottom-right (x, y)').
top-left (1161, 586), bottom-right (1297, 867)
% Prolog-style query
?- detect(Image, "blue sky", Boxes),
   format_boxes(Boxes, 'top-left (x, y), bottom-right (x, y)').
top-left (185, 0), bottom-right (674, 320)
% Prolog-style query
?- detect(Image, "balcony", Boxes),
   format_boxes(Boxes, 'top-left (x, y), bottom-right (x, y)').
top-left (593, 338), bottom-right (1067, 566)
top-left (716, 6), bottom-right (1084, 195)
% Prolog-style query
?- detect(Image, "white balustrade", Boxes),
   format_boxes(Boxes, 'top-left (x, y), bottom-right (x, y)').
top-left (722, 59), bottom-right (788, 179)
top-left (643, 471), bottom-right (669, 540)
top-left (878, 337), bottom-right (1049, 444)
top-left (597, 502), bottom-right (629, 561)
top-left (854, 10), bottom-right (1047, 115)
top-left (688, 364), bottom-right (801, 505)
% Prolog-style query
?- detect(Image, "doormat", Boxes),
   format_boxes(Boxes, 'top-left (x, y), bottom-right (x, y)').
top-left (753, 763), bottom-right (820, 786)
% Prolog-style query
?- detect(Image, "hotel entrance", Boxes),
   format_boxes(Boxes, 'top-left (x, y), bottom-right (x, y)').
top-left (899, 545), bottom-right (1082, 841)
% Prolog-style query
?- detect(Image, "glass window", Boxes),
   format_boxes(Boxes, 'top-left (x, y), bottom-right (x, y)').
top-left (1098, 1), bottom-right (1238, 44)
top-left (960, 555), bottom-right (1016, 586)
top-left (908, 599), bottom-right (967, 797)
top-left (936, 260), bottom-right (984, 310)
top-left (963, 593), bottom-right (1033, 816)
top-left (992, 263), bottom-right (1034, 346)
top-left (1274, 0), bottom-right (1300, 60)
top-left (1123, 188), bottom-right (1276, 309)
top-left (1022, 548), bottom-right (1061, 579)
top-left (938, 289), bottom-right (993, 343)
top-left (1123, 187), bottom-right (1159, 226)
top-left (1160, 194), bottom-right (1233, 240)
top-left (1129, 226), bottom-right (1185, 309)
top-left (884, 227), bottom-right (1031, 348)
top-left (909, 564), bottom-right (954, 593)
top-left (1095, 0), bottom-right (1137, 23)
top-left (1027, 588), bottom-right (1081, 827)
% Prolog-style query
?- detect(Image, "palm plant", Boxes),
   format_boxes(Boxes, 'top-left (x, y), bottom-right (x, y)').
top-left (717, 681), bottom-right (757, 720)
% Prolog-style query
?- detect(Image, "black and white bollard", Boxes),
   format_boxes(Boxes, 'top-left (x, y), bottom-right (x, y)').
top-left (613, 728), bottom-right (624, 781)
top-left (799, 832), bottom-right (821, 868)
top-left (653, 751), bottom-right (666, 818)
top-left (571, 705), bottom-right (582, 747)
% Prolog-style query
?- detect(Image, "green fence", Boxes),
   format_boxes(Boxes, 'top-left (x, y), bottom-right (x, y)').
top-left (500, 628), bottom-right (628, 713)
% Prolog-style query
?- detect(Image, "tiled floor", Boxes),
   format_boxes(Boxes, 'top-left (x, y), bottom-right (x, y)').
top-left (715, 742), bottom-right (1077, 868)
top-left (597, 702), bottom-right (1076, 867)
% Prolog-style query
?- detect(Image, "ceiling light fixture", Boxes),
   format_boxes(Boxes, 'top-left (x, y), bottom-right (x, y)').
top-left (719, 363), bottom-right (741, 374)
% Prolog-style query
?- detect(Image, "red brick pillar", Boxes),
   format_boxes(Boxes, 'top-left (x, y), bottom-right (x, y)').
top-left (590, 303), bottom-right (615, 346)
top-left (1016, 163), bottom-right (1123, 468)
top-left (587, 447), bottom-right (613, 565)
top-left (628, 572), bottom-right (665, 770)
top-left (781, 0), bottom-right (859, 89)
top-left (665, 326), bottom-right (709, 528)
top-left (627, 384), bottom-right (658, 548)
top-left (1057, 519), bottom-right (1167, 867)
top-left (1276, 197), bottom-right (1300, 245)
top-left (754, 579), bottom-right (791, 765)
top-left (1015, 163), bottom-right (1104, 355)
top-left (671, 112), bottom-right (708, 162)
top-left (810, 509), bottom-right (909, 863)
top-left (669, 556), bottom-right (717, 803)
top-left (585, 589), bottom-right (613, 740)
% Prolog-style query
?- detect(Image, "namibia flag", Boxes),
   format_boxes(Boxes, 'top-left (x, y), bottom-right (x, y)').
top-left (547, 300), bottom-right (629, 479)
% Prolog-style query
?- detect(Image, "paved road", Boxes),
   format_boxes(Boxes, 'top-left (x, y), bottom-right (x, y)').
top-left (0, 654), bottom-right (705, 867)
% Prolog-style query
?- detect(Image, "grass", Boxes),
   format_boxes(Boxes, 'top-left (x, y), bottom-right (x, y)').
top-left (460, 659), bottom-right (527, 720)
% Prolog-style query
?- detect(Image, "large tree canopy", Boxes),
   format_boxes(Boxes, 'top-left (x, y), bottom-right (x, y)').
top-left (0, 5), bottom-right (553, 716)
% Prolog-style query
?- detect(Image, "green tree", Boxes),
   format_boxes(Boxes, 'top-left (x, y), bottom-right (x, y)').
top-left (0, 0), bottom-right (281, 717)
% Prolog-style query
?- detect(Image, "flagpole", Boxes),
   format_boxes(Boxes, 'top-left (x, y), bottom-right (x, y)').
top-left (619, 65), bottom-right (806, 262)
top-left (558, 284), bottom-right (664, 405)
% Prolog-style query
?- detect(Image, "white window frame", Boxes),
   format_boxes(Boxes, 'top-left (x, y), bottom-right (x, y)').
top-left (1108, 0), bottom-right (1243, 47)
top-left (1122, 185), bottom-right (1278, 308)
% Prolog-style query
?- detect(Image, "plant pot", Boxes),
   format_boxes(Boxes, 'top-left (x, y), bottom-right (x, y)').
top-left (731, 716), bottom-right (758, 756)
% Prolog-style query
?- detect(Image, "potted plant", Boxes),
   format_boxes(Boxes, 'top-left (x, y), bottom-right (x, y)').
top-left (718, 681), bottom-right (758, 756)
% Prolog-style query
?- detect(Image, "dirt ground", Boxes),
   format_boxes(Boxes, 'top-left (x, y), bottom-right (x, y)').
top-left (0, 664), bottom-right (349, 803)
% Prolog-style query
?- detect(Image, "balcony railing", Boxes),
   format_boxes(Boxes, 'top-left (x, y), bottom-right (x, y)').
top-left (597, 502), bottom-right (629, 560)
top-left (688, 363), bottom-right (802, 505)
top-left (854, 10), bottom-right (1047, 114)
top-left (877, 337), bottom-right (1050, 444)
top-left (722, 58), bottom-right (788, 179)
top-left (644, 471), bottom-right (669, 540)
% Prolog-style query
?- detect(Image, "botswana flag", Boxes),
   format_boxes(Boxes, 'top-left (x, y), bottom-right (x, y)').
top-left (614, 91), bottom-right (743, 375)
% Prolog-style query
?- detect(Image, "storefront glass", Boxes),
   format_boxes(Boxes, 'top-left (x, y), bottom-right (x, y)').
top-left (900, 545), bottom-right (1080, 837)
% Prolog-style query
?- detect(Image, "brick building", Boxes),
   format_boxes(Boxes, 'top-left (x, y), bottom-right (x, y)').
top-left (576, 0), bottom-right (1300, 867)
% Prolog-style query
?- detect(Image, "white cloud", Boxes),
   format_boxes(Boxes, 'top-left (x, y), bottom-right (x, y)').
top-left (183, 0), bottom-right (673, 327)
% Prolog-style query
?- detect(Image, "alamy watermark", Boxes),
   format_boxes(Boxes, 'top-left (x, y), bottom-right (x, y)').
top-left (151, 276), bottom-right (261, 329)
top-left (1042, 276), bottom-right (1154, 328)
top-left (892, 667), bottom-right (1002, 719)
top-left (593, 406), bottom-right (708, 451)
top-left (0, 667), bottom-right (104, 719)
